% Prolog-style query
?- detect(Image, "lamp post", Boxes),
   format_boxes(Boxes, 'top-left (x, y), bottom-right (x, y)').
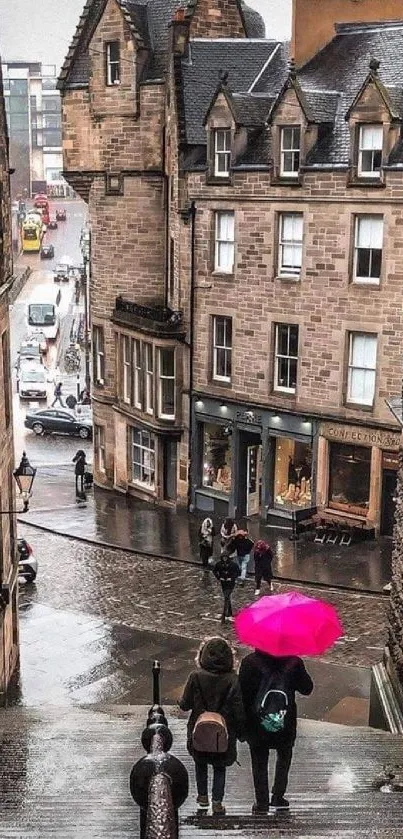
top-left (0, 452), bottom-right (37, 515)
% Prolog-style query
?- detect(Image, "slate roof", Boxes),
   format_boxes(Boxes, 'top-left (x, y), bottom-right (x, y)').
top-left (59, 0), bottom-right (265, 89)
top-left (231, 93), bottom-right (274, 126)
top-left (181, 40), bottom-right (279, 145)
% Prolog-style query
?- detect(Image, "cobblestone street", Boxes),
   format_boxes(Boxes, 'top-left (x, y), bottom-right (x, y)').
top-left (16, 525), bottom-right (388, 724)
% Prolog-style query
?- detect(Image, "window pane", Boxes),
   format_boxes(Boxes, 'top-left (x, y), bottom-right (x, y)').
top-left (277, 324), bottom-right (289, 356)
top-left (289, 326), bottom-right (299, 357)
top-left (356, 248), bottom-right (370, 278)
top-left (202, 423), bottom-right (232, 494)
top-left (160, 348), bottom-right (174, 377)
top-left (361, 125), bottom-right (383, 150)
top-left (371, 249), bottom-right (382, 278)
top-left (329, 443), bottom-right (371, 512)
top-left (161, 379), bottom-right (175, 415)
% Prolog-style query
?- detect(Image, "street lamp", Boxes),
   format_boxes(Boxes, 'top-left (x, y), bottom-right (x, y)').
top-left (12, 452), bottom-right (36, 513)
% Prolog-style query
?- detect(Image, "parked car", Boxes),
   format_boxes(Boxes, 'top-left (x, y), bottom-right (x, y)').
top-left (24, 407), bottom-right (93, 439)
top-left (56, 208), bottom-right (66, 221)
top-left (48, 219), bottom-right (58, 230)
top-left (40, 243), bottom-right (54, 259)
top-left (18, 365), bottom-right (48, 400)
top-left (15, 340), bottom-right (42, 372)
top-left (27, 329), bottom-right (48, 354)
top-left (53, 263), bottom-right (70, 282)
top-left (18, 538), bottom-right (38, 583)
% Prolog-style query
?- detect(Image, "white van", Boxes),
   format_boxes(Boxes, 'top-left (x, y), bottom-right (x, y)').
top-left (27, 284), bottom-right (61, 341)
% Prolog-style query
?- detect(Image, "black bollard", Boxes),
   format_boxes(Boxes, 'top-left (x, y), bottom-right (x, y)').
top-left (152, 660), bottom-right (161, 706)
top-left (130, 662), bottom-right (189, 839)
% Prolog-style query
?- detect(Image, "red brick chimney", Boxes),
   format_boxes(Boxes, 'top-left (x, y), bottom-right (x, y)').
top-left (187, 0), bottom-right (245, 39)
top-left (292, 0), bottom-right (403, 67)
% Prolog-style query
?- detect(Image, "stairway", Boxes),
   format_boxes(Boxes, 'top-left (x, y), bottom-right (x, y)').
top-left (0, 705), bottom-right (402, 837)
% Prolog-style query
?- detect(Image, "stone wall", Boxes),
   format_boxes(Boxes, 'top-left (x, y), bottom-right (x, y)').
top-left (188, 0), bottom-right (245, 38)
top-left (389, 446), bottom-right (403, 680)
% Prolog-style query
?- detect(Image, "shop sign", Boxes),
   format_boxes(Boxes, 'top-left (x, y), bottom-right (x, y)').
top-left (321, 422), bottom-right (401, 451)
top-left (236, 410), bottom-right (262, 425)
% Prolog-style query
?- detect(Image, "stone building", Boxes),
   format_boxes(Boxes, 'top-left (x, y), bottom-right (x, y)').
top-left (0, 61), bottom-right (19, 699)
top-left (60, 0), bottom-right (403, 536)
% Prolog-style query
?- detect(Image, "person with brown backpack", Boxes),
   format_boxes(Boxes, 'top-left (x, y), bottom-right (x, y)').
top-left (179, 637), bottom-right (246, 816)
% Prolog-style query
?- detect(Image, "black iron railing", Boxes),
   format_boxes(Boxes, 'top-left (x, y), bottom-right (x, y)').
top-left (115, 297), bottom-right (183, 328)
top-left (130, 662), bottom-right (189, 839)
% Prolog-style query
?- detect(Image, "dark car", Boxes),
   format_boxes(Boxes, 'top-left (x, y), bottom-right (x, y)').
top-left (56, 208), bottom-right (66, 221)
top-left (48, 219), bottom-right (58, 230)
top-left (40, 243), bottom-right (54, 259)
top-left (24, 407), bottom-right (92, 439)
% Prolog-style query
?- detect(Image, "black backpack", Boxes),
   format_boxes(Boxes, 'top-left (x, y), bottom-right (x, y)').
top-left (254, 663), bottom-right (292, 734)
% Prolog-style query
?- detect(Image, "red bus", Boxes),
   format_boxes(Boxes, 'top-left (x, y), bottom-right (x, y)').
top-left (33, 194), bottom-right (50, 225)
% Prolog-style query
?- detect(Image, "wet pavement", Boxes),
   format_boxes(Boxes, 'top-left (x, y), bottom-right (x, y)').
top-left (20, 468), bottom-right (392, 594)
top-left (15, 525), bottom-right (387, 726)
top-left (0, 706), bottom-right (403, 838)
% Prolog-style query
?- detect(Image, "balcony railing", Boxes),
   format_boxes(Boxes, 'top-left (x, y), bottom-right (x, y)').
top-left (113, 296), bottom-right (184, 337)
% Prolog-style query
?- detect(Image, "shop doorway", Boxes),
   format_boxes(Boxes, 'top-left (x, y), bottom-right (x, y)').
top-left (247, 445), bottom-right (262, 516)
top-left (163, 439), bottom-right (177, 502)
top-left (381, 470), bottom-right (397, 537)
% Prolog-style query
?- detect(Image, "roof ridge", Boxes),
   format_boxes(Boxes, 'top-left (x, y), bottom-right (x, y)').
top-left (336, 20), bottom-right (403, 35)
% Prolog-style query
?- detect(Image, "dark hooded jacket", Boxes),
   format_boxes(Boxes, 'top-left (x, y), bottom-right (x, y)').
top-left (179, 637), bottom-right (246, 767)
top-left (239, 651), bottom-right (313, 747)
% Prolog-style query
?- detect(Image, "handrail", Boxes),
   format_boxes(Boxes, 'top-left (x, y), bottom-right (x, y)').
top-left (130, 662), bottom-right (189, 839)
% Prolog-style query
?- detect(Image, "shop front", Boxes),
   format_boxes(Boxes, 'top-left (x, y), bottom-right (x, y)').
top-left (317, 422), bottom-right (401, 534)
top-left (192, 396), bottom-right (317, 522)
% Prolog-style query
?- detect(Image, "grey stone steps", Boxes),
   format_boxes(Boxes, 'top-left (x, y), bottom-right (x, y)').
top-left (0, 706), bottom-right (402, 837)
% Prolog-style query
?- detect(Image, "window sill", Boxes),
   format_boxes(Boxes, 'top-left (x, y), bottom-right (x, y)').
top-left (347, 177), bottom-right (385, 189)
top-left (197, 486), bottom-right (231, 500)
top-left (207, 175), bottom-right (233, 186)
top-left (344, 401), bottom-right (374, 412)
top-left (273, 388), bottom-right (297, 398)
top-left (351, 279), bottom-right (380, 288)
top-left (212, 271), bottom-right (235, 279)
top-left (129, 481), bottom-right (156, 495)
top-left (275, 275), bottom-right (301, 283)
top-left (271, 175), bottom-right (302, 187)
top-left (209, 378), bottom-right (232, 389)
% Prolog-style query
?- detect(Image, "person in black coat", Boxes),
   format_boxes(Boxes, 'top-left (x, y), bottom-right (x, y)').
top-left (226, 530), bottom-right (255, 585)
top-left (179, 637), bottom-right (246, 815)
top-left (253, 540), bottom-right (274, 596)
top-left (73, 449), bottom-right (86, 496)
top-left (213, 553), bottom-right (241, 623)
top-left (239, 650), bottom-right (313, 813)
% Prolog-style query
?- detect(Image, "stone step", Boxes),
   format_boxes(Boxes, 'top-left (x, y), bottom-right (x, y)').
top-left (0, 705), bottom-right (402, 837)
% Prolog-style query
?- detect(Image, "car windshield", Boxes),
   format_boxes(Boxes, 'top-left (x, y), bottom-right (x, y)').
top-left (20, 345), bottom-right (40, 357)
top-left (28, 304), bottom-right (55, 326)
top-left (21, 369), bottom-right (46, 383)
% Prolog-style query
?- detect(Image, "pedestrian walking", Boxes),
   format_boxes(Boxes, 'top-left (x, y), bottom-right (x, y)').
top-left (52, 381), bottom-right (65, 407)
top-left (179, 637), bottom-right (246, 815)
top-left (73, 449), bottom-right (87, 497)
top-left (239, 650), bottom-right (313, 814)
top-left (227, 529), bottom-right (254, 586)
top-left (199, 517), bottom-right (215, 567)
top-left (213, 552), bottom-right (240, 623)
top-left (253, 540), bottom-right (274, 596)
top-left (220, 517), bottom-right (237, 556)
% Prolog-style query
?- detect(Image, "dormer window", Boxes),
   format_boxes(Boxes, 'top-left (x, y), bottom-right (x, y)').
top-left (358, 125), bottom-right (383, 178)
top-left (280, 126), bottom-right (301, 177)
top-left (214, 129), bottom-right (231, 178)
top-left (106, 42), bottom-right (120, 86)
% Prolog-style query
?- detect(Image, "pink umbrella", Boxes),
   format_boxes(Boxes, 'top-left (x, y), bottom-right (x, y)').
top-left (235, 591), bottom-right (343, 657)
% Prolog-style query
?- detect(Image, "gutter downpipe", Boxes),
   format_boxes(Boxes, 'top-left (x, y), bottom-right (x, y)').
top-left (187, 200), bottom-right (196, 512)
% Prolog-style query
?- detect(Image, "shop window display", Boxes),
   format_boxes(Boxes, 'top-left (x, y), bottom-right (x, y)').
top-left (202, 423), bottom-right (232, 494)
top-left (274, 437), bottom-right (312, 510)
top-left (329, 443), bottom-right (370, 516)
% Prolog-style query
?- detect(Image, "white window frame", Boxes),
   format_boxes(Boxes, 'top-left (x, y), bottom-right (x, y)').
top-left (278, 213), bottom-right (303, 278)
top-left (95, 425), bottom-right (106, 474)
top-left (106, 41), bottom-right (120, 86)
top-left (145, 343), bottom-right (154, 416)
top-left (280, 126), bottom-right (301, 177)
top-left (134, 339), bottom-right (142, 409)
top-left (358, 124), bottom-right (383, 178)
top-left (158, 348), bottom-right (175, 420)
top-left (274, 323), bottom-right (299, 394)
top-left (122, 335), bottom-right (131, 404)
top-left (214, 211), bottom-right (235, 273)
top-left (131, 427), bottom-right (156, 489)
top-left (347, 332), bottom-right (377, 407)
top-left (93, 326), bottom-right (105, 386)
top-left (353, 215), bottom-right (383, 285)
top-left (213, 316), bottom-right (232, 383)
top-left (214, 129), bottom-right (231, 177)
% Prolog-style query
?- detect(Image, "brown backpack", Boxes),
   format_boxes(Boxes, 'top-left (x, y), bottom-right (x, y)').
top-left (192, 680), bottom-right (231, 754)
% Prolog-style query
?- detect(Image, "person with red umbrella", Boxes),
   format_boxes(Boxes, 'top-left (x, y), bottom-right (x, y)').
top-left (236, 592), bottom-right (343, 814)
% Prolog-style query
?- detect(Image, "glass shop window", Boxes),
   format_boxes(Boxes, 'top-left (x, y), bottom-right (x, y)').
top-left (273, 437), bottom-right (312, 511)
top-left (329, 443), bottom-right (371, 516)
top-left (202, 423), bottom-right (232, 494)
